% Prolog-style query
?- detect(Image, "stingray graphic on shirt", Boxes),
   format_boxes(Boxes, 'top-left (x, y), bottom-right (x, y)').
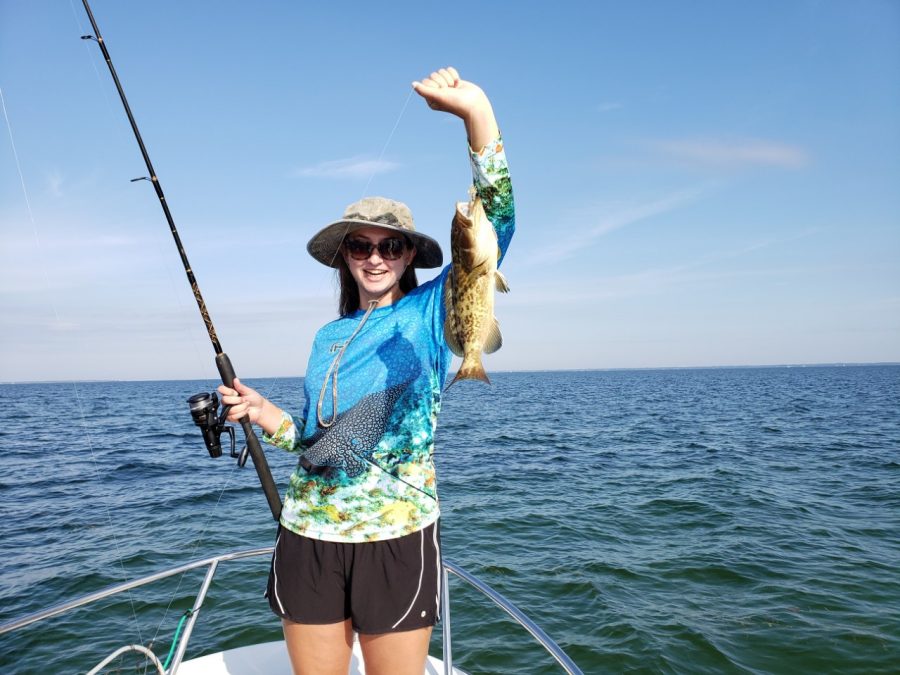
top-left (299, 380), bottom-right (412, 478)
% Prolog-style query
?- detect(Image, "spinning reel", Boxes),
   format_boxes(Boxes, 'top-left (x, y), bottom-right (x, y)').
top-left (187, 392), bottom-right (250, 466)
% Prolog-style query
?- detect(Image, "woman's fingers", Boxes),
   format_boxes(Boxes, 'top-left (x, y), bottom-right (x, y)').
top-left (233, 377), bottom-right (256, 396)
top-left (228, 402), bottom-right (249, 420)
top-left (418, 67), bottom-right (461, 90)
top-left (214, 380), bottom-right (259, 423)
top-left (217, 384), bottom-right (237, 399)
top-left (216, 384), bottom-right (245, 407)
top-left (437, 68), bottom-right (458, 86)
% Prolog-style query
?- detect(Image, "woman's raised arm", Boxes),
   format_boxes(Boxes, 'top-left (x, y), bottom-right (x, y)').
top-left (412, 66), bottom-right (498, 152)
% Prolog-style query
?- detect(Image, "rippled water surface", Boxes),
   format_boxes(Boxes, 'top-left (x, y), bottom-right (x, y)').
top-left (1, 366), bottom-right (899, 673)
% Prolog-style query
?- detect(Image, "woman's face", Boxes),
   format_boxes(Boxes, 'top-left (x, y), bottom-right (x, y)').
top-left (342, 227), bottom-right (417, 309)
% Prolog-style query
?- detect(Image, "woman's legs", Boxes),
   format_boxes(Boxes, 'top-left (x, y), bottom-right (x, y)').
top-left (282, 618), bottom-right (354, 675)
top-left (358, 626), bottom-right (433, 675)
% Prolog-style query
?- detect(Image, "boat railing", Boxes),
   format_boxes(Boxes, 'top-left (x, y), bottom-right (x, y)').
top-left (0, 548), bottom-right (583, 675)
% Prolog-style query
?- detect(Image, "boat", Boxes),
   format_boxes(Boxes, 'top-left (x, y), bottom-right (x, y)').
top-left (0, 547), bottom-right (583, 674)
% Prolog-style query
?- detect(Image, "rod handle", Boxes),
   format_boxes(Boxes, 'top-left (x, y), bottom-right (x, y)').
top-left (216, 353), bottom-right (283, 521)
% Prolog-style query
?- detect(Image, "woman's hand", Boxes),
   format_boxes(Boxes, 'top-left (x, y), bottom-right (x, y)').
top-left (217, 377), bottom-right (266, 425)
top-left (412, 66), bottom-right (499, 151)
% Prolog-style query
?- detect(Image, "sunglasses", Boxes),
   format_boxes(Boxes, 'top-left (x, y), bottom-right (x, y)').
top-left (344, 237), bottom-right (408, 261)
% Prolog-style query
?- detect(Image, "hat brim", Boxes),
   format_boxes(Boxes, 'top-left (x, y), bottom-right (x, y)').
top-left (307, 219), bottom-right (443, 269)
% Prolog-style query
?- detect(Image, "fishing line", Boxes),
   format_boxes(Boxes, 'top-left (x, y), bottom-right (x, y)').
top-left (314, 87), bottom-right (416, 418)
top-left (67, 0), bottom-right (124, 140)
top-left (77, 0), bottom-right (283, 521)
top-left (67, 0), bottom-right (215, 387)
top-left (1, 85), bottom-right (145, 648)
top-left (359, 88), bottom-right (415, 204)
top-left (146, 459), bottom-right (238, 659)
top-left (325, 87), bottom-right (416, 271)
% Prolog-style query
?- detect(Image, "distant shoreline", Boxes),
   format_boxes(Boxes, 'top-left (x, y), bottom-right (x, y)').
top-left (3, 362), bottom-right (898, 385)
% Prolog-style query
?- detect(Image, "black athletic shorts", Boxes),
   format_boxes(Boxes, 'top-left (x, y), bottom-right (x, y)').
top-left (265, 520), bottom-right (442, 634)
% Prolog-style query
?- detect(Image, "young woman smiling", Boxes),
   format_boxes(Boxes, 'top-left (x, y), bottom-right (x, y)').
top-left (218, 66), bottom-right (515, 675)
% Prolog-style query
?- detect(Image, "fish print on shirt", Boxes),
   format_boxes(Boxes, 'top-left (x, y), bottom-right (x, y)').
top-left (300, 380), bottom-right (412, 477)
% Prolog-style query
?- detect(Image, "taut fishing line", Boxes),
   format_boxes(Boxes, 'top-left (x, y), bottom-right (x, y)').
top-left (77, 0), bottom-right (283, 522)
top-left (66, 0), bottom-right (220, 389)
top-left (324, 87), bottom-right (415, 272)
top-left (1, 85), bottom-right (145, 648)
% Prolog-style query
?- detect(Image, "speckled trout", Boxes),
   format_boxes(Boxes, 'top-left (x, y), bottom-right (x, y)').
top-left (443, 194), bottom-right (509, 386)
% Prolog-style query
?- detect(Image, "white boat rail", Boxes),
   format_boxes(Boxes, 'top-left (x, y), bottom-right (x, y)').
top-left (1, 548), bottom-right (583, 674)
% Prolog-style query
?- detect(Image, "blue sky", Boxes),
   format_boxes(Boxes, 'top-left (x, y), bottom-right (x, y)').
top-left (1, 0), bottom-right (898, 381)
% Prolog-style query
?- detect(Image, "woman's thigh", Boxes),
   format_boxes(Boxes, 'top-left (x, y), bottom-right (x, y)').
top-left (282, 617), bottom-right (354, 675)
top-left (358, 626), bottom-right (433, 675)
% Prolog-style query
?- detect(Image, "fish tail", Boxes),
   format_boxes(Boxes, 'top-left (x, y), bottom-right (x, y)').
top-left (448, 356), bottom-right (491, 387)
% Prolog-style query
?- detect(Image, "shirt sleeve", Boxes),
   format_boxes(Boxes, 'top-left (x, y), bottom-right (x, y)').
top-left (261, 410), bottom-right (305, 453)
top-left (469, 135), bottom-right (515, 266)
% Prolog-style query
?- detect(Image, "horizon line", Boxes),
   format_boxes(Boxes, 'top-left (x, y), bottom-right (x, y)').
top-left (3, 361), bottom-right (898, 385)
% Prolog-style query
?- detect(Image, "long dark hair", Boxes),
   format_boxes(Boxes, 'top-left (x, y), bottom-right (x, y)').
top-left (337, 256), bottom-right (419, 316)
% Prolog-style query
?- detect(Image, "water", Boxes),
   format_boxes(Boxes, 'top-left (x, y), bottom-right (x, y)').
top-left (1, 366), bottom-right (898, 674)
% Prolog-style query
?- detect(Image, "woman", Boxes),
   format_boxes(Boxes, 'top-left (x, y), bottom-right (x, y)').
top-left (218, 66), bottom-right (514, 675)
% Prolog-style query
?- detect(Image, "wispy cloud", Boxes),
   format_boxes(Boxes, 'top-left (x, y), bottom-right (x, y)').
top-left (531, 184), bottom-right (714, 265)
top-left (597, 101), bottom-right (623, 113)
top-left (509, 230), bottom-right (820, 307)
top-left (0, 231), bottom-right (147, 253)
top-left (292, 156), bottom-right (399, 179)
top-left (649, 138), bottom-right (809, 169)
top-left (46, 170), bottom-right (64, 198)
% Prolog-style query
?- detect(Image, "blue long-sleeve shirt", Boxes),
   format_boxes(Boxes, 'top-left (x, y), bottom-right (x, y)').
top-left (264, 137), bottom-right (514, 542)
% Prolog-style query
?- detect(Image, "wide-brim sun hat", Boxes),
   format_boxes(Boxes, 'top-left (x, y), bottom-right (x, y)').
top-left (307, 196), bottom-right (443, 269)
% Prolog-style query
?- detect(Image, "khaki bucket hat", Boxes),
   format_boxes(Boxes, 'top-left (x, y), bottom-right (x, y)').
top-left (307, 196), bottom-right (443, 269)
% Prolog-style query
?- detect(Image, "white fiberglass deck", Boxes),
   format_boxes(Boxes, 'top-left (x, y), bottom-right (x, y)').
top-left (178, 639), bottom-right (464, 675)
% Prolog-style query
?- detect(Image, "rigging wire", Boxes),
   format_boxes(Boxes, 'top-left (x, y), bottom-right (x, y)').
top-left (1, 84), bottom-right (145, 648)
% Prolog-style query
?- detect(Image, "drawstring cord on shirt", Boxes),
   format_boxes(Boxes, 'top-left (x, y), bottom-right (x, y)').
top-left (309, 284), bottom-right (437, 502)
top-left (316, 292), bottom-right (389, 428)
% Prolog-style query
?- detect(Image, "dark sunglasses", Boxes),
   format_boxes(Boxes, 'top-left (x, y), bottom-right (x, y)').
top-left (344, 237), bottom-right (408, 261)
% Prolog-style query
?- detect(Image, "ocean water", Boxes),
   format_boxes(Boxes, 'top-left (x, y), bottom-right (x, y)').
top-left (1, 366), bottom-right (898, 674)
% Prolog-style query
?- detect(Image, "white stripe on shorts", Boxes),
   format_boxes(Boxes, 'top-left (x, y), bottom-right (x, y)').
top-left (271, 531), bottom-right (286, 615)
top-left (433, 523), bottom-right (441, 618)
top-left (391, 528), bottom-right (425, 629)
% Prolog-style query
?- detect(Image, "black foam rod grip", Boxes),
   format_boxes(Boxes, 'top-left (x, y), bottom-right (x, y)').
top-left (216, 352), bottom-right (282, 520)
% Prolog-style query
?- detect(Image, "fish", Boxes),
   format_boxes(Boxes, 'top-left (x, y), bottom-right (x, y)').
top-left (443, 193), bottom-right (510, 386)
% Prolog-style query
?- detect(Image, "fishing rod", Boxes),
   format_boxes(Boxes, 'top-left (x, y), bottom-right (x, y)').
top-left (79, 0), bottom-right (281, 520)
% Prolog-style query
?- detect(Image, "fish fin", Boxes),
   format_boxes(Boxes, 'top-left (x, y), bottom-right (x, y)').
top-left (483, 318), bottom-right (503, 354)
top-left (443, 278), bottom-right (464, 357)
top-left (495, 270), bottom-right (510, 293)
top-left (447, 356), bottom-right (491, 388)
